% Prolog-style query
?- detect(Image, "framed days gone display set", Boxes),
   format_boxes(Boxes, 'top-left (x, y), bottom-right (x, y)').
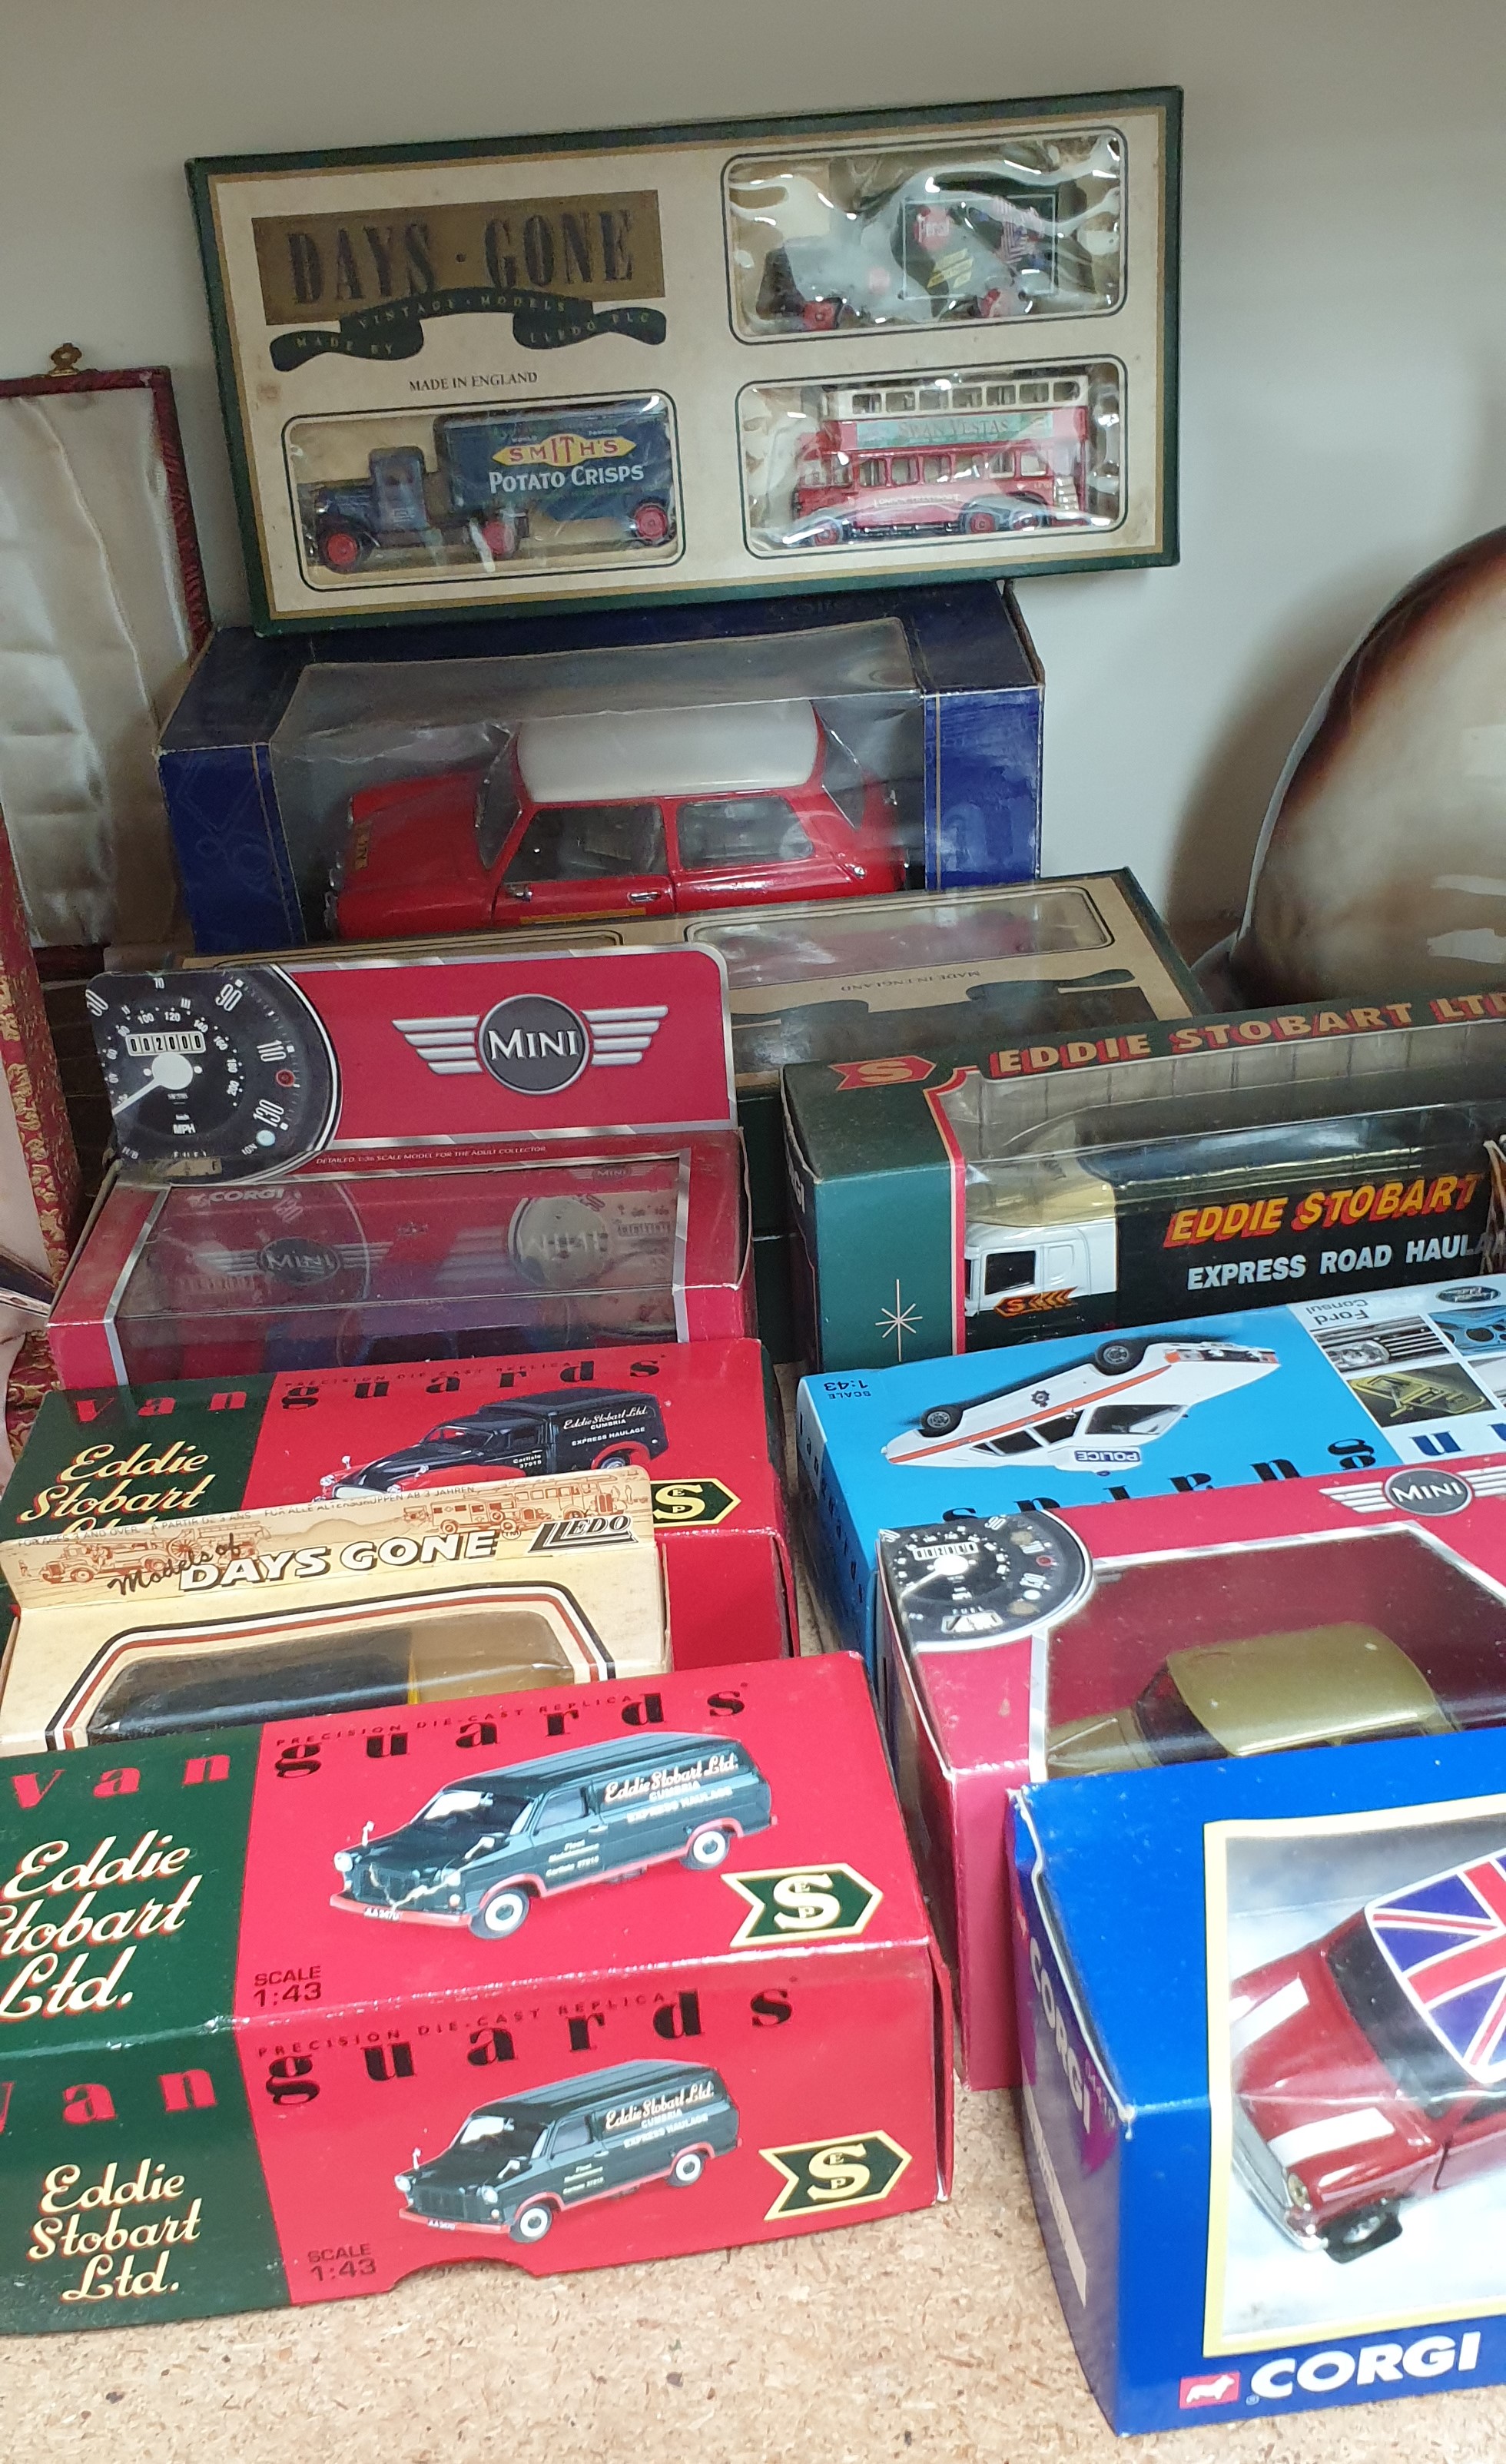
top-left (188, 91), bottom-right (1179, 628)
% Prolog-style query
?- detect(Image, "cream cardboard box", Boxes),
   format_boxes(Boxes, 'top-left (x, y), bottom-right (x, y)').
top-left (0, 1471), bottom-right (665, 1754)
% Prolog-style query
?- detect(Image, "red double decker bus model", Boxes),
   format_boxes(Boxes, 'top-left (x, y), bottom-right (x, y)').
top-left (784, 373), bottom-right (1097, 548)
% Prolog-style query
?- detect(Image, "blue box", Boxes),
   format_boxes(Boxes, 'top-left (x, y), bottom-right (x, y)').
top-left (798, 1273), bottom-right (1506, 1662)
top-left (158, 582), bottom-right (1042, 956)
top-left (1013, 1725), bottom-right (1506, 2432)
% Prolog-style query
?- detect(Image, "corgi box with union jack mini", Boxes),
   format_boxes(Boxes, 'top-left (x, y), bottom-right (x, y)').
top-left (50, 945), bottom-right (750, 1389)
top-left (797, 1271), bottom-right (1506, 1666)
top-left (0, 1337), bottom-right (794, 1670)
top-left (1012, 1718), bottom-right (1506, 2433)
top-left (874, 1454), bottom-right (1506, 2091)
top-left (0, 1652), bottom-right (949, 2333)
top-left (782, 987), bottom-right (1506, 1372)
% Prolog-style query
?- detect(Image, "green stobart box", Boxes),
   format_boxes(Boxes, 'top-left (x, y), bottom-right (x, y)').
top-left (782, 988), bottom-right (1506, 1370)
top-left (0, 1653), bottom-right (948, 2331)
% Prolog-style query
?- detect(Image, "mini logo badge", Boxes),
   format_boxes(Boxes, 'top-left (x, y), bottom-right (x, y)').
top-left (395, 1002), bottom-right (665, 1083)
top-left (1383, 1467), bottom-right (1474, 1516)
top-left (1179, 2373), bottom-right (1241, 2409)
top-left (257, 1236), bottom-right (342, 1285)
top-left (479, 995), bottom-right (590, 1095)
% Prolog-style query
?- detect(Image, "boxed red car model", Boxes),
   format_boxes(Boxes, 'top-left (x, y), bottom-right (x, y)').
top-left (877, 1458), bottom-right (1506, 2088)
top-left (1014, 1721), bottom-right (1506, 2431)
top-left (0, 1339), bottom-right (794, 1668)
top-left (55, 945), bottom-right (751, 1388)
top-left (0, 1653), bottom-right (948, 2332)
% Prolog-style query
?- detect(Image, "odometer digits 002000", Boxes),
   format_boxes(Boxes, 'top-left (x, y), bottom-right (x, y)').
top-left (88, 970), bottom-right (339, 1179)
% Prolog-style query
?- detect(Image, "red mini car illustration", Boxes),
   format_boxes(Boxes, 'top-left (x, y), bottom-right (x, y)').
top-left (1232, 1846), bottom-right (1506, 2260)
top-left (330, 700), bottom-right (906, 940)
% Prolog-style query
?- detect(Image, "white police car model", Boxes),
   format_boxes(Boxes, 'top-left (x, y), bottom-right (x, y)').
top-left (882, 1335), bottom-right (1280, 1473)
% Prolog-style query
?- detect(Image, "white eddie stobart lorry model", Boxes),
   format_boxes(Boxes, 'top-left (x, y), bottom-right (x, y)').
top-left (961, 1154), bottom-right (1118, 1320)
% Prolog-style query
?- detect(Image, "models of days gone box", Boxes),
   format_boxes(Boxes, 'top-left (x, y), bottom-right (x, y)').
top-left (0, 1341), bottom-right (793, 1667)
top-left (783, 986), bottom-right (1506, 1370)
top-left (0, 1653), bottom-right (947, 2330)
top-left (798, 1274), bottom-right (1506, 1662)
top-left (874, 1455), bottom-right (1506, 2089)
top-left (0, 1473), bottom-right (666, 1757)
top-left (1013, 1726), bottom-right (1506, 2433)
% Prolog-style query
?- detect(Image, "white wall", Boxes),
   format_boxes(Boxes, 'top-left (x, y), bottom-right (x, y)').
top-left (3, 0), bottom-right (1502, 933)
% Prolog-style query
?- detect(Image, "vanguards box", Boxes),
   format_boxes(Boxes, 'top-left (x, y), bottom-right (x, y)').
top-left (784, 987), bottom-right (1506, 1370)
top-left (798, 1272), bottom-right (1506, 1661)
top-left (0, 1473), bottom-right (666, 1756)
top-left (875, 1454), bottom-right (1506, 2088)
top-left (53, 944), bottom-right (751, 1388)
top-left (0, 1653), bottom-right (948, 2330)
top-left (0, 1338), bottom-right (794, 1667)
top-left (1013, 1724), bottom-right (1506, 2432)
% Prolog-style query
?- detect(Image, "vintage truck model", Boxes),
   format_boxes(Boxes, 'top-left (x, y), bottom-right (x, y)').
top-left (300, 400), bottom-right (676, 573)
top-left (1232, 1846), bottom-right (1506, 2261)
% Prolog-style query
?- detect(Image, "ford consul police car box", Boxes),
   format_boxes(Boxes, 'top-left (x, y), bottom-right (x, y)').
top-left (333, 1729), bottom-right (773, 1938)
top-left (797, 1274), bottom-right (1506, 1664)
top-left (783, 989), bottom-right (1506, 1372)
top-left (1013, 1723), bottom-right (1506, 2433)
top-left (874, 1461), bottom-right (1506, 2090)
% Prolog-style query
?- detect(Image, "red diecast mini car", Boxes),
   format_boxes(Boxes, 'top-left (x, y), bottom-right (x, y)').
top-left (1232, 1847), bottom-right (1506, 2262)
top-left (330, 699), bottom-right (907, 940)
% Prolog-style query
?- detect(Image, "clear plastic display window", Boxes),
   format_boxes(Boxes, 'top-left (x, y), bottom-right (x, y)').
top-left (724, 134), bottom-right (1123, 339)
top-left (284, 393), bottom-right (682, 589)
top-left (687, 884), bottom-right (1113, 990)
top-left (110, 1161), bottom-right (686, 1381)
top-left (738, 363), bottom-right (1123, 556)
top-left (1044, 1528), bottom-right (1506, 1777)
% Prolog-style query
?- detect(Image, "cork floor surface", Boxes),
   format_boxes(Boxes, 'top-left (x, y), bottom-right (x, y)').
top-left (4, 2084), bottom-right (1506, 2463)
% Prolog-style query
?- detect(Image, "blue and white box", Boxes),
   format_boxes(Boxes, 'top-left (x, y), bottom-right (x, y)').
top-left (1013, 1726), bottom-right (1506, 2432)
top-left (798, 1276), bottom-right (1506, 1661)
top-left (158, 582), bottom-right (1043, 955)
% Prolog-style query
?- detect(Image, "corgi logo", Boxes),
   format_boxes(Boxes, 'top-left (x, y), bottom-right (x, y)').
top-left (1179, 2373), bottom-right (1240, 2409)
top-left (394, 1002), bottom-right (666, 1089)
top-left (1249, 2332), bottom-right (1481, 2402)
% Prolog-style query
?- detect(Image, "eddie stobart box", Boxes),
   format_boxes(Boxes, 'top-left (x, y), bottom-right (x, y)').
top-left (796, 1274), bottom-right (1506, 1660)
top-left (873, 1456), bottom-right (1506, 2089)
top-left (782, 986), bottom-right (1506, 1371)
top-left (1011, 1726), bottom-right (1506, 2434)
top-left (0, 1338), bottom-right (794, 1669)
top-left (0, 1653), bottom-right (949, 2330)
top-left (0, 1474), bottom-right (668, 1758)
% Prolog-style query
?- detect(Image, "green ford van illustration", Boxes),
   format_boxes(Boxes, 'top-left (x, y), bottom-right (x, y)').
top-left (396, 2058), bottom-right (738, 2241)
top-left (333, 1729), bottom-right (774, 1937)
